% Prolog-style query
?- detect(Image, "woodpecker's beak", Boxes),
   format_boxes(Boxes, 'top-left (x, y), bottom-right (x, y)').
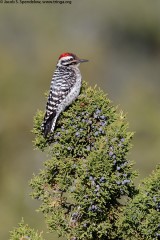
top-left (78, 59), bottom-right (89, 63)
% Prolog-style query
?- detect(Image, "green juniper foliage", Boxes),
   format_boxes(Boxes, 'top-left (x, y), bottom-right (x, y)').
top-left (118, 166), bottom-right (160, 240)
top-left (31, 82), bottom-right (137, 240)
top-left (10, 82), bottom-right (160, 240)
top-left (10, 219), bottom-right (45, 240)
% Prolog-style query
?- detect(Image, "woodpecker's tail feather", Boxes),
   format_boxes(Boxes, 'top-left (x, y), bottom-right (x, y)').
top-left (42, 111), bottom-right (57, 138)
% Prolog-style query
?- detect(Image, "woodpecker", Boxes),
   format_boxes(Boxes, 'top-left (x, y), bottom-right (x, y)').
top-left (41, 52), bottom-right (88, 138)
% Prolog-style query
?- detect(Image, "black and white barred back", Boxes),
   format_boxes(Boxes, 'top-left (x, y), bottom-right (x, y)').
top-left (41, 53), bottom-right (88, 138)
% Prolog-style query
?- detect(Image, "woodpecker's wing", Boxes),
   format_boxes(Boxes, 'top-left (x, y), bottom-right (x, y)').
top-left (42, 68), bottom-right (76, 137)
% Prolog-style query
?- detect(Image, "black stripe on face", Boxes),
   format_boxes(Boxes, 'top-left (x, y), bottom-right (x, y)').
top-left (61, 57), bottom-right (74, 65)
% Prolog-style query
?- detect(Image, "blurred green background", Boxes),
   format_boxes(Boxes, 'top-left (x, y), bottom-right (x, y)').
top-left (0, 0), bottom-right (160, 239)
